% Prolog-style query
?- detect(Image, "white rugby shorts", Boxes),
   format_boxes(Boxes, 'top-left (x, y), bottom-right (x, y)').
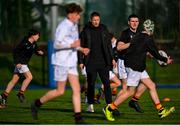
top-left (125, 67), bottom-right (149, 87)
top-left (14, 65), bottom-right (29, 74)
top-left (109, 70), bottom-right (116, 80)
top-left (54, 65), bottom-right (78, 81)
top-left (118, 59), bottom-right (127, 79)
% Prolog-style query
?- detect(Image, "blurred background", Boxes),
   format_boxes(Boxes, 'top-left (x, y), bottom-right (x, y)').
top-left (0, 0), bottom-right (179, 87)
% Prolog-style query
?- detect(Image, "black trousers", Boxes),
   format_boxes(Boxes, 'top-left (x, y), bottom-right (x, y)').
top-left (86, 66), bottom-right (112, 104)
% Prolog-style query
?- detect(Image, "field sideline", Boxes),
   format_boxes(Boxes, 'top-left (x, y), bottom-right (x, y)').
top-left (0, 88), bottom-right (180, 124)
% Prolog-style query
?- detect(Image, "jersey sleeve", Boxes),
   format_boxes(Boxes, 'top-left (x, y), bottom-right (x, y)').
top-left (146, 37), bottom-right (167, 62)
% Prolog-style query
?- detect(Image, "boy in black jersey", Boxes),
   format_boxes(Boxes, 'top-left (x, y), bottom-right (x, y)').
top-left (104, 19), bottom-right (175, 121)
top-left (0, 29), bottom-right (43, 108)
top-left (116, 14), bottom-right (145, 113)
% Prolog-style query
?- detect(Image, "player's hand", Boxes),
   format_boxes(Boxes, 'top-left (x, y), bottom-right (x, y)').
top-left (16, 63), bottom-right (22, 69)
top-left (81, 48), bottom-right (90, 56)
top-left (79, 64), bottom-right (84, 70)
top-left (71, 39), bottom-right (80, 48)
top-left (167, 56), bottom-right (173, 64)
top-left (37, 50), bottom-right (44, 55)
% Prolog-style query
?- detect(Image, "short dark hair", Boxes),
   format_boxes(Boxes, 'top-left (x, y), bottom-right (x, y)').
top-left (128, 14), bottom-right (139, 21)
top-left (90, 11), bottom-right (100, 19)
top-left (65, 3), bottom-right (82, 14)
top-left (27, 29), bottom-right (40, 38)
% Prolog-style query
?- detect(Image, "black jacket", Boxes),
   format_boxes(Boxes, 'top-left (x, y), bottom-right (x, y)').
top-left (78, 23), bottom-right (114, 69)
top-left (13, 37), bottom-right (40, 64)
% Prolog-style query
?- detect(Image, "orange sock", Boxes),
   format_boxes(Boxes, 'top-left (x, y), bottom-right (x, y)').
top-left (110, 102), bottom-right (118, 110)
top-left (19, 90), bottom-right (24, 94)
top-left (3, 91), bottom-right (9, 97)
top-left (155, 103), bottom-right (164, 111)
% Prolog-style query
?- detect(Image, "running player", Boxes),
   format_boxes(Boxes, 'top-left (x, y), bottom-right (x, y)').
top-left (30, 3), bottom-right (89, 124)
top-left (116, 14), bottom-right (146, 113)
top-left (0, 29), bottom-right (43, 108)
top-left (103, 19), bottom-right (174, 121)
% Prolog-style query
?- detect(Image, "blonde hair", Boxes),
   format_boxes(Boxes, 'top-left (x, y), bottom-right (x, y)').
top-left (143, 19), bottom-right (154, 34)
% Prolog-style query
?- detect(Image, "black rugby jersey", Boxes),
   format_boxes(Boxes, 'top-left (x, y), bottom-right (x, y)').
top-left (117, 28), bottom-right (137, 59)
top-left (124, 32), bottom-right (167, 72)
top-left (13, 37), bottom-right (39, 64)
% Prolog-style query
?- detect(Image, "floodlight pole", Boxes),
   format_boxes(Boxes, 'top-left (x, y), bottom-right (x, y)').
top-left (51, 0), bottom-right (58, 40)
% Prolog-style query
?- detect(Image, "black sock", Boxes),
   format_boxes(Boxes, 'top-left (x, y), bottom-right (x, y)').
top-left (34, 99), bottom-right (42, 108)
top-left (74, 112), bottom-right (82, 120)
top-left (108, 106), bottom-right (114, 111)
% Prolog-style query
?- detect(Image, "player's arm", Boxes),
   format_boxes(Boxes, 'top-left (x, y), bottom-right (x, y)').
top-left (146, 37), bottom-right (168, 63)
top-left (116, 41), bottom-right (130, 51)
top-left (34, 44), bottom-right (44, 56)
top-left (54, 26), bottom-right (79, 50)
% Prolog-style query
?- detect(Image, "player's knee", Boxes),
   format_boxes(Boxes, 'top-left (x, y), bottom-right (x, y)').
top-left (27, 75), bottom-right (33, 81)
top-left (56, 90), bottom-right (65, 96)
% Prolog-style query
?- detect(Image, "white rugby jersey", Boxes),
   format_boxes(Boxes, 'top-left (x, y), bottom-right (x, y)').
top-left (52, 18), bottom-right (79, 67)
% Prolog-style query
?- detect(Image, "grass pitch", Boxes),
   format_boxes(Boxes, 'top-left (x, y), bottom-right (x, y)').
top-left (0, 88), bottom-right (180, 124)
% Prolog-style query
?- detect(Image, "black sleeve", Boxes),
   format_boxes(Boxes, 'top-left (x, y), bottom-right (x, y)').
top-left (117, 31), bottom-right (127, 42)
top-left (146, 36), bottom-right (167, 63)
top-left (34, 44), bottom-right (39, 54)
top-left (116, 30), bottom-right (130, 47)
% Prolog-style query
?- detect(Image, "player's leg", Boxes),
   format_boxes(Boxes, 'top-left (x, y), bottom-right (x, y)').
top-left (117, 59), bottom-right (127, 95)
top-left (69, 74), bottom-right (81, 112)
top-left (128, 70), bottom-right (148, 113)
top-left (128, 83), bottom-right (146, 113)
top-left (17, 71), bottom-right (33, 103)
top-left (109, 71), bottom-right (121, 90)
top-left (31, 80), bottom-right (67, 120)
top-left (68, 73), bottom-right (85, 123)
top-left (110, 77), bottom-right (121, 95)
top-left (103, 86), bottom-right (136, 121)
top-left (141, 77), bottom-right (175, 118)
top-left (111, 66), bottom-right (120, 95)
top-left (0, 74), bottom-right (20, 107)
top-left (103, 67), bottom-right (141, 121)
top-left (30, 65), bottom-right (67, 119)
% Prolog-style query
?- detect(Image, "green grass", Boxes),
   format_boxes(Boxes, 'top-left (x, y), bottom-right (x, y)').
top-left (0, 88), bottom-right (180, 124)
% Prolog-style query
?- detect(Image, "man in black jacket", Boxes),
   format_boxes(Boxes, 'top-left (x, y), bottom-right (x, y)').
top-left (79, 12), bottom-right (116, 113)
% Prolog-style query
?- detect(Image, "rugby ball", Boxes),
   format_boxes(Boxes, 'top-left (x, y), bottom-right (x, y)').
top-left (157, 50), bottom-right (168, 66)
